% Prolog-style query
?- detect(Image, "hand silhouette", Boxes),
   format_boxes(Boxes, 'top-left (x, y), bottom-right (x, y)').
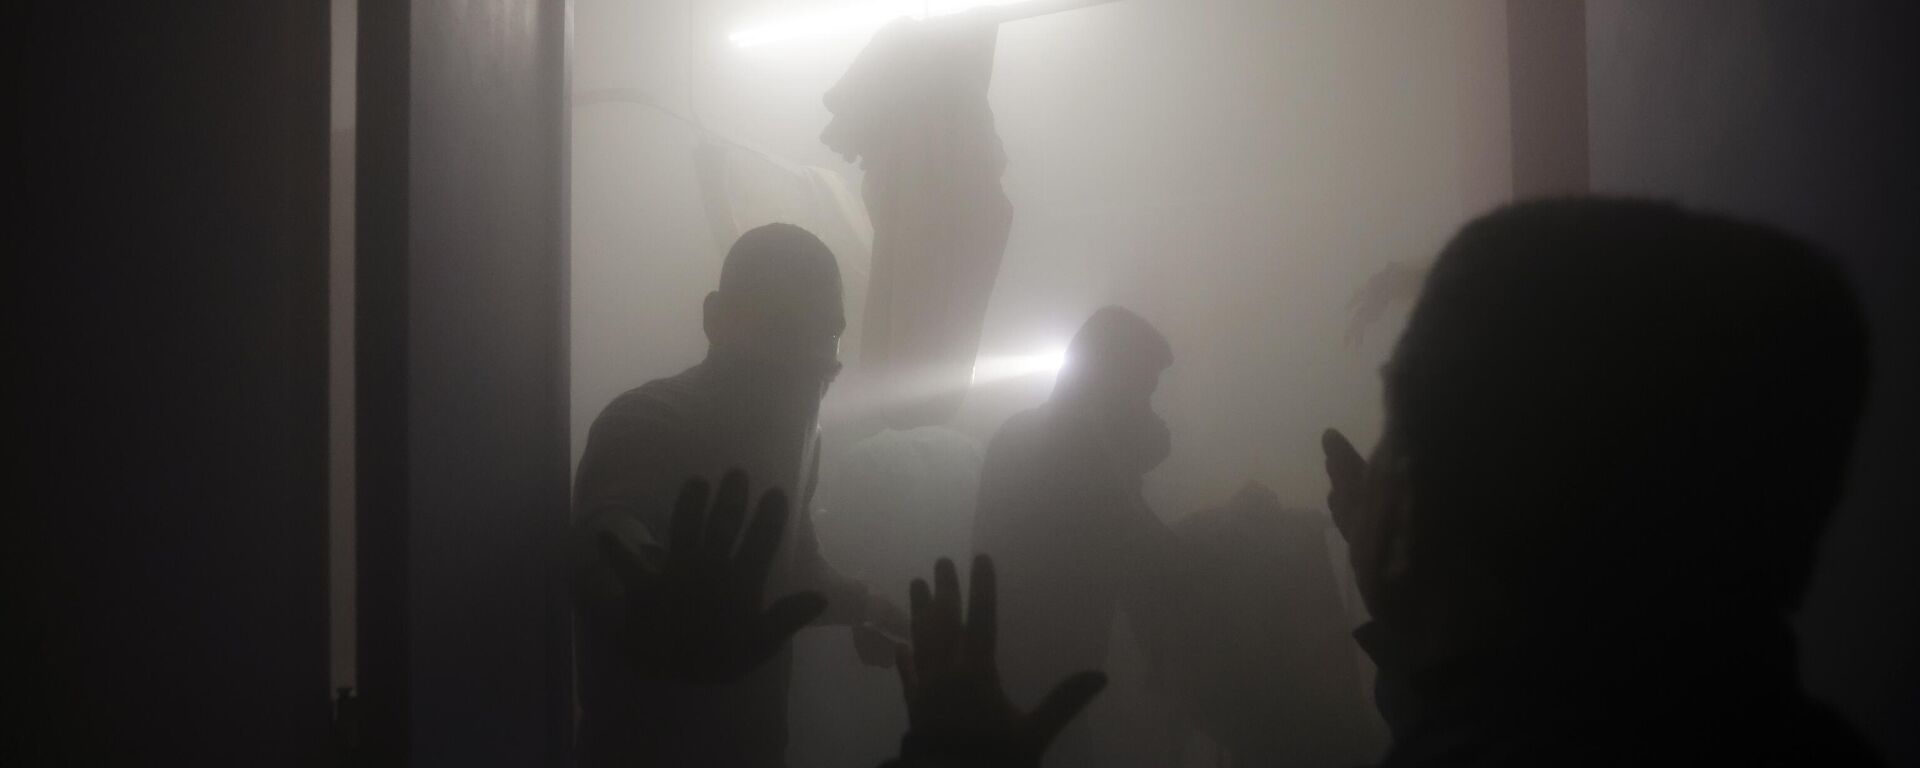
top-left (1322, 428), bottom-right (1368, 537)
top-left (598, 470), bottom-right (827, 684)
top-left (1322, 428), bottom-right (1411, 618)
top-left (889, 555), bottom-right (1107, 768)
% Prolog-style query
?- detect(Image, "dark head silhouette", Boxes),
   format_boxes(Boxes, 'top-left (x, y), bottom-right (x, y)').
top-left (1055, 305), bottom-right (1174, 413)
top-left (704, 223), bottom-right (847, 384)
top-left (1390, 197), bottom-right (1866, 622)
top-left (1384, 199), bottom-right (1867, 628)
top-left (1332, 198), bottom-right (1879, 766)
top-left (1053, 305), bottom-right (1174, 475)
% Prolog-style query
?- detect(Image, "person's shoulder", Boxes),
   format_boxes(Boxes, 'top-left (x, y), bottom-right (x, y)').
top-left (987, 406), bottom-right (1051, 445)
top-left (588, 365), bottom-right (717, 439)
top-left (609, 365), bottom-right (715, 415)
top-left (977, 407), bottom-right (1044, 464)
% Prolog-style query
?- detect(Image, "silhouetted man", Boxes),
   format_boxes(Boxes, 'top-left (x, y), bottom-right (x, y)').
top-left (572, 224), bottom-right (902, 768)
top-left (1323, 200), bottom-right (1879, 766)
top-left (972, 306), bottom-right (1178, 767)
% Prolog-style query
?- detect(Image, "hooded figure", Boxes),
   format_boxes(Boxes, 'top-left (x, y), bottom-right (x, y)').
top-left (971, 306), bottom-right (1179, 766)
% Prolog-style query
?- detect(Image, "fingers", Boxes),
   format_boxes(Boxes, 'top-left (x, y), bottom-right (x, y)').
top-left (668, 477), bottom-right (710, 558)
top-left (1322, 428), bottom-right (1367, 535)
top-left (931, 557), bottom-right (963, 665)
top-left (704, 469), bottom-right (751, 560)
top-left (1026, 671), bottom-right (1108, 747)
top-left (893, 641), bottom-right (917, 705)
top-left (1322, 428), bottom-right (1365, 481)
top-left (597, 531), bottom-right (653, 592)
top-left (735, 488), bottom-right (790, 596)
top-left (909, 577), bottom-right (934, 669)
top-left (748, 590), bottom-right (828, 668)
top-left (965, 554), bottom-right (996, 667)
top-left (933, 558), bottom-right (962, 632)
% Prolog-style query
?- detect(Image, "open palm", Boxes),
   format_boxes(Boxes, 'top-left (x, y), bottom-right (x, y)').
top-left (598, 471), bottom-right (827, 684)
top-left (889, 555), bottom-right (1107, 768)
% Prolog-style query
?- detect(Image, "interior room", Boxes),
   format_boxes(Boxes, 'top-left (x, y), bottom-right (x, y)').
top-left (21, 1), bottom-right (1917, 766)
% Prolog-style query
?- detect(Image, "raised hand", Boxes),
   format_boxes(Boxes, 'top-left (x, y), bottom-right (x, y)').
top-left (889, 555), bottom-right (1107, 768)
top-left (598, 470), bottom-right (827, 684)
top-left (1322, 428), bottom-right (1368, 539)
top-left (1322, 428), bottom-right (1411, 618)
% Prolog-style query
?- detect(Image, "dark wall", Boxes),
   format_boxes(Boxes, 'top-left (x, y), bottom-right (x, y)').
top-left (1587, 2), bottom-right (1920, 763)
top-left (21, 2), bottom-right (332, 763)
top-left (357, 1), bottom-right (573, 764)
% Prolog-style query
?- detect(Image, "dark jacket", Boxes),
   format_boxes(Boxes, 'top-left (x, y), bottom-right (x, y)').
top-left (1357, 615), bottom-right (1881, 767)
top-left (571, 356), bottom-right (867, 768)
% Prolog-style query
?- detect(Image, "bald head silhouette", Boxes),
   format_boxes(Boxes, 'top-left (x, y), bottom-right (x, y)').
top-left (704, 224), bottom-right (846, 372)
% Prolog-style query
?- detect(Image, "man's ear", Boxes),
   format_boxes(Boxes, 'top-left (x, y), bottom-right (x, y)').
top-left (703, 291), bottom-right (725, 347)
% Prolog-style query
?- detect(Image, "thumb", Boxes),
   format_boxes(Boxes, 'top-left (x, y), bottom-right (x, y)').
top-left (1322, 428), bottom-right (1365, 481)
top-left (1321, 428), bottom-right (1367, 534)
top-left (892, 641), bottom-right (917, 707)
top-left (1025, 670), bottom-right (1108, 747)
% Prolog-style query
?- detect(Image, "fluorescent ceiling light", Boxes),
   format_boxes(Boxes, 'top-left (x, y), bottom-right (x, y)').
top-left (729, 0), bottom-right (1035, 48)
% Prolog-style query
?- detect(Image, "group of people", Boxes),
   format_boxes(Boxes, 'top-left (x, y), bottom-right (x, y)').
top-left (569, 198), bottom-right (1880, 767)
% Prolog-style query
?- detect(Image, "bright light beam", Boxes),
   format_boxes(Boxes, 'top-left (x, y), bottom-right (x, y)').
top-left (969, 347), bottom-right (1069, 385)
top-left (816, 344), bottom-right (1068, 427)
top-left (728, 0), bottom-right (1036, 48)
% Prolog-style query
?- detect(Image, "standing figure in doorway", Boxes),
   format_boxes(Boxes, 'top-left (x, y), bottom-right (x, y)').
top-left (972, 306), bottom-right (1180, 767)
top-left (571, 224), bottom-right (904, 768)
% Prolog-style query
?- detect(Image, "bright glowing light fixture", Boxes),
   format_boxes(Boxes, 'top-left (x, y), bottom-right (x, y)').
top-left (970, 347), bottom-right (1069, 385)
top-left (729, 0), bottom-right (1037, 48)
